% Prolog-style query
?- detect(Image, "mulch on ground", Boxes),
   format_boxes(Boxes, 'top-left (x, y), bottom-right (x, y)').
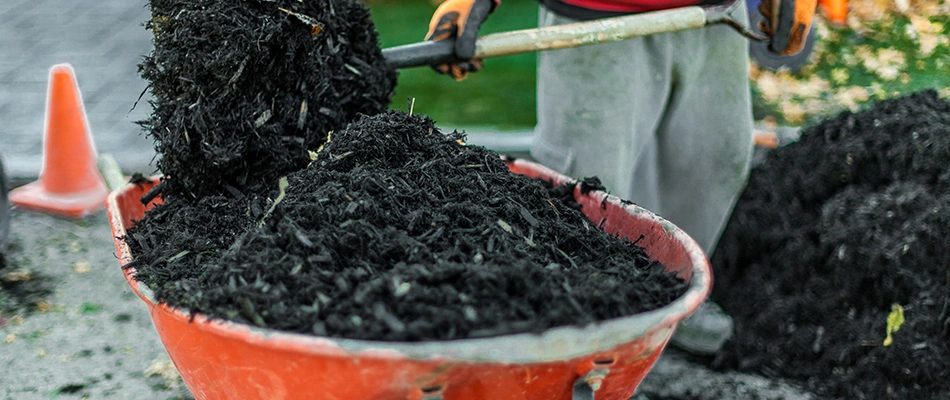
top-left (0, 252), bottom-right (54, 326)
top-left (709, 90), bottom-right (950, 399)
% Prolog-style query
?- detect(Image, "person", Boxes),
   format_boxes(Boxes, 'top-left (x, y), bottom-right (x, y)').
top-left (422, 0), bottom-right (818, 354)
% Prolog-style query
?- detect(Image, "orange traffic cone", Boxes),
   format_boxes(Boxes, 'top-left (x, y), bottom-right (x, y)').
top-left (9, 64), bottom-right (109, 219)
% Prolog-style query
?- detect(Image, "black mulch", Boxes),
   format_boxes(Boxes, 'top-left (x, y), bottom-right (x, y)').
top-left (126, 111), bottom-right (688, 341)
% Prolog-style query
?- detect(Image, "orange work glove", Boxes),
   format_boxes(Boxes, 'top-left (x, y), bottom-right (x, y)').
top-left (758, 0), bottom-right (819, 56)
top-left (424, 0), bottom-right (496, 81)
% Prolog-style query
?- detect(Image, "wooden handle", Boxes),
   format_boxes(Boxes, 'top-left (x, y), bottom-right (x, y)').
top-left (383, 6), bottom-right (708, 69)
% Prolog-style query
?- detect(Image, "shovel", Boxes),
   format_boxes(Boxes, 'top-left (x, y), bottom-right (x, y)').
top-left (382, 0), bottom-right (765, 69)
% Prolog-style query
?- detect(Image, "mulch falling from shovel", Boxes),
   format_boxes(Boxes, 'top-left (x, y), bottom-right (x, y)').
top-left (138, 0), bottom-right (396, 199)
top-left (126, 111), bottom-right (688, 341)
top-left (709, 90), bottom-right (950, 399)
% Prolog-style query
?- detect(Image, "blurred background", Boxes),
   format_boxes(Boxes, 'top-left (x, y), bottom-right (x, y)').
top-left (1, 0), bottom-right (948, 177)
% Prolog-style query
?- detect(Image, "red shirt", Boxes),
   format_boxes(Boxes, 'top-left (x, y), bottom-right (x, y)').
top-left (537, 0), bottom-right (721, 21)
top-left (561, 0), bottom-right (704, 13)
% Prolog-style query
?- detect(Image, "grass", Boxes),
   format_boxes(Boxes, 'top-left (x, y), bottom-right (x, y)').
top-left (368, 0), bottom-right (539, 129)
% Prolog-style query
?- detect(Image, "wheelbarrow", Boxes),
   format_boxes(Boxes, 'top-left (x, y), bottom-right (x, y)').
top-left (107, 158), bottom-right (711, 400)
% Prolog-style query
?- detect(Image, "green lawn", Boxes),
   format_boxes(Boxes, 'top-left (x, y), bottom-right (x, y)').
top-left (368, 0), bottom-right (539, 129)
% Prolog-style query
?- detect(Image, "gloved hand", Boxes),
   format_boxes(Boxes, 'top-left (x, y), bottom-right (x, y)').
top-left (424, 0), bottom-right (496, 81)
top-left (758, 0), bottom-right (819, 56)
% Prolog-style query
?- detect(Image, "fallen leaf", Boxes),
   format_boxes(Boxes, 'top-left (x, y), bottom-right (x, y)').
top-left (831, 68), bottom-right (850, 84)
top-left (894, 0), bottom-right (909, 12)
top-left (883, 303), bottom-right (905, 346)
top-left (145, 358), bottom-right (183, 389)
top-left (277, 7), bottom-right (324, 35)
top-left (779, 100), bottom-right (807, 124)
top-left (833, 86), bottom-right (871, 111)
top-left (3, 270), bottom-right (32, 282)
top-left (72, 261), bottom-right (90, 274)
top-left (917, 32), bottom-right (949, 56)
top-left (36, 301), bottom-right (52, 313)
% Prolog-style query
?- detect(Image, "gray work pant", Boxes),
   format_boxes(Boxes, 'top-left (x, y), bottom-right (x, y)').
top-left (530, 3), bottom-right (754, 255)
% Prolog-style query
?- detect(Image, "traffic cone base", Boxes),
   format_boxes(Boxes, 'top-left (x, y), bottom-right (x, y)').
top-left (9, 63), bottom-right (109, 219)
top-left (10, 180), bottom-right (109, 219)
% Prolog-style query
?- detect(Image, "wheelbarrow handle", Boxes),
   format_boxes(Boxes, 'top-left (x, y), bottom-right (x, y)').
top-left (382, 0), bottom-right (766, 69)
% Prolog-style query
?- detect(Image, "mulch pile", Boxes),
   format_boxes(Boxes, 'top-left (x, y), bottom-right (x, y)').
top-left (126, 111), bottom-right (687, 341)
top-left (710, 90), bottom-right (950, 399)
top-left (139, 0), bottom-right (396, 198)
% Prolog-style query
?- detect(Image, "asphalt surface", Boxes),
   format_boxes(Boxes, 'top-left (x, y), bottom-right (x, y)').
top-left (0, 0), bottom-right (815, 398)
top-left (0, 0), bottom-right (156, 180)
top-left (1, 211), bottom-right (192, 400)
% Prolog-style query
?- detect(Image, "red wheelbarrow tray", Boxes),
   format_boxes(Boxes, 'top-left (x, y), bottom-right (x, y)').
top-left (106, 158), bottom-right (712, 400)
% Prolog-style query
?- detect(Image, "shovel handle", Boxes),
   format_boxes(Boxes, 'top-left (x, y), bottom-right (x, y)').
top-left (383, 3), bottom-right (762, 69)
